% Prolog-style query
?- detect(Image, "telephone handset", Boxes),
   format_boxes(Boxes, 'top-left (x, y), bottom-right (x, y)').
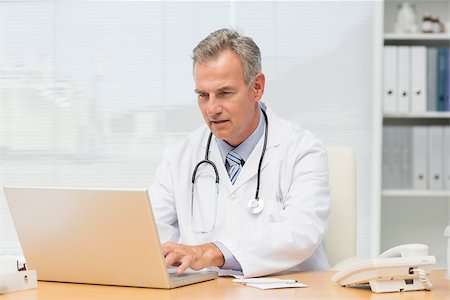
top-left (379, 243), bottom-right (429, 258)
top-left (332, 244), bottom-right (436, 293)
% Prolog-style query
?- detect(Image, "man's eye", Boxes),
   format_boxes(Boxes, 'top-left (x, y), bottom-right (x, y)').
top-left (198, 93), bottom-right (208, 98)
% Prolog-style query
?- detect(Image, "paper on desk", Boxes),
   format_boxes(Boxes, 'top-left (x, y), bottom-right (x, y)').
top-left (246, 282), bottom-right (308, 290)
top-left (233, 277), bottom-right (308, 290)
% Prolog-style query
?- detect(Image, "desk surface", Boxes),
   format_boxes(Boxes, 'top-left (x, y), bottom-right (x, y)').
top-left (2, 270), bottom-right (449, 300)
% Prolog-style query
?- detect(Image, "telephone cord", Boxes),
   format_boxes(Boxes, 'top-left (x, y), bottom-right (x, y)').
top-left (411, 268), bottom-right (433, 290)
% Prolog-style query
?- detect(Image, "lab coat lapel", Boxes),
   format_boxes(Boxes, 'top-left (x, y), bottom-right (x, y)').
top-left (231, 107), bottom-right (282, 193)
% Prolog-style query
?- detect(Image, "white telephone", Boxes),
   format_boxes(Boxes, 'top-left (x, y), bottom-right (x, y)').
top-left (332, 244), bottom-right (436, 293)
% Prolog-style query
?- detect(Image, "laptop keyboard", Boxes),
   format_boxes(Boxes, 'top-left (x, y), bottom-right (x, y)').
top-left (167, 268), bottom-right (211, 281)
top-left (168, 268), bottom-right (191, 279)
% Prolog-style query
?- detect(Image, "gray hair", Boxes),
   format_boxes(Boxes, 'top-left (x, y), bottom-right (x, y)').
top-left (192, 28), bottom-right (261, 85)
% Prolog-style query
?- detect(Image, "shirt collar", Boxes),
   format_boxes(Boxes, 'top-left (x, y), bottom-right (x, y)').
top-left (216, 107), bottom-right (266, 165)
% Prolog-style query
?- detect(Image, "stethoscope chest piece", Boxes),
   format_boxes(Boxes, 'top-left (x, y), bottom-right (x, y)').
top-left (247, 198), bottom-right (264, 215)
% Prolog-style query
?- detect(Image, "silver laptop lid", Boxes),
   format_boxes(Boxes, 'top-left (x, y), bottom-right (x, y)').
top-left (4, 186), bottom-right (171, 288)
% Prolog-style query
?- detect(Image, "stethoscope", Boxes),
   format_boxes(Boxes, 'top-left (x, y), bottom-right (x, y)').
top-left (190, 109), bottom-right (268, 234)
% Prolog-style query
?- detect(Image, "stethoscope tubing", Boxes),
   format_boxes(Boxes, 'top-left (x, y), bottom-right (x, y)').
top-left (254, 109), bottom-right (268, 201)
top-left (190, 108), bottom-right (268, 233)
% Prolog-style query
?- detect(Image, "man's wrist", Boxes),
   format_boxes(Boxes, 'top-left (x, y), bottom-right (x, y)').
top-left (201, 243), bottom-right (225, 267)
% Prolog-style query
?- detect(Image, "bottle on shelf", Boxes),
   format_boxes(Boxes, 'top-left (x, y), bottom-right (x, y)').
top-left (394, 2), bottom-right (418, 34)
top-left (421, 12), bottom-right (434, 33)
top-left (421, 12), bottom-right (445, 34)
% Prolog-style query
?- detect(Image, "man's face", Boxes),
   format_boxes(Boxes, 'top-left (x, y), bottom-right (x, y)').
top-left (194, 49), bottom-right (265, 147)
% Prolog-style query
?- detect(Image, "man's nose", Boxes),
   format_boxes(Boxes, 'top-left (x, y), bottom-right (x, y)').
top-left (206, 96), bottom-right (222, 116)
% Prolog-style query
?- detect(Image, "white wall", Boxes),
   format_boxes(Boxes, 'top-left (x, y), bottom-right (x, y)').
top-left (0, 1), bottom-right (378, 258)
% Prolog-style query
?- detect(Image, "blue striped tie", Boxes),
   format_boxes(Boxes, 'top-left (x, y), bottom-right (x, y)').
top-left (226, 150), bottom-right (243, 184)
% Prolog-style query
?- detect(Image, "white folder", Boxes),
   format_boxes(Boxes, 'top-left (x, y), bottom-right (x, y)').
top-left (384, 46), bottom-right (398, 113)
top-left (382, 126), bottom-right (394, 189)
top-left (410, 46), bottom-right (427, 112)
top-left (397, 46), bottom-right (411, 112)
top-left (392, 127), bottom-right (402, 188)
top-left (398, 126), bottom-right (412, 189)
top-left (444, 126), bottom-right (450, 190)
top-left (397, 46), bottom-right (410, 113)
top-left (428, 126), bottom-right (444, 190)
top-left (412, 126), bottom-right (427, 190)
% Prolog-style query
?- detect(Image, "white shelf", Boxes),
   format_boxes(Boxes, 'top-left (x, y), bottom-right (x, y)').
top-left (383, 112), bottom-right (450, 119)
top-left (382, 189), bottom-right (450, 197)
top-left (384, 33), bottom-right (450, 41)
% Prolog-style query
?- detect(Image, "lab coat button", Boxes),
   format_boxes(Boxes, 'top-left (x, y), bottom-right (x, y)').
top-left (229, 194), bottom-right (237, 201)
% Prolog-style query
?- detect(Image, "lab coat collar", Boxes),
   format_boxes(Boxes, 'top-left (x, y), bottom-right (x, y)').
top-left (262, 104), bottom-right (283, 149)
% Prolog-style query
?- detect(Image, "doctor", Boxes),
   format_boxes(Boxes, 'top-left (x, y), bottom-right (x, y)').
top-left (150, 28), bottom-right (330, 278)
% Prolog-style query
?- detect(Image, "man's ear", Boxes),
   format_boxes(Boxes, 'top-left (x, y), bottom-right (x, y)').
top-left (252, 72), bottom-right (265, 101)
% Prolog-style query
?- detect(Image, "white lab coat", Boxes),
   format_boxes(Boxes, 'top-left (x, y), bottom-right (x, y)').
top-left (149, 105), bottom-right (330, 277)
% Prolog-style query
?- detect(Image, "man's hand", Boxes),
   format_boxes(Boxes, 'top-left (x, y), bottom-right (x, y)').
top-left (162, 241), bottom-right (225, 275)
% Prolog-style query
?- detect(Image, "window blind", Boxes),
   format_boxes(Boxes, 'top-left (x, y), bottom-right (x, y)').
top-left (0, 1), bottom-right (376, 257)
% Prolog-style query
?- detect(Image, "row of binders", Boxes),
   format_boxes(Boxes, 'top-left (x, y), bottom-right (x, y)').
top-left (382, 125), bottom-right (450, 190)
top-left (384, 46), bottom-right (450, 113)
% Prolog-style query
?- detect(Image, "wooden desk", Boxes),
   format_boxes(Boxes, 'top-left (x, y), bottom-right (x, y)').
top-left (2, 270), bottom-right (449, 300)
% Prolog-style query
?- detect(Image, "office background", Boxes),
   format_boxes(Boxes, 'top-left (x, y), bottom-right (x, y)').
top-left (0, 1), bottom-right (378, 259)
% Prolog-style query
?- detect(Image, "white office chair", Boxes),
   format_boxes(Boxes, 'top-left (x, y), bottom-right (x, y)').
top-left (325, 147), bottom-right (357, 268)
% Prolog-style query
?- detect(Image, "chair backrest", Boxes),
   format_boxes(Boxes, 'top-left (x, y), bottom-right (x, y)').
top-left (325, 147), bottom-right (357, 267)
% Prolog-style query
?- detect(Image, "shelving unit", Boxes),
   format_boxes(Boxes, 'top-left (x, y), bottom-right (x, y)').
top-left (381, 0), bottom-right (450, 268)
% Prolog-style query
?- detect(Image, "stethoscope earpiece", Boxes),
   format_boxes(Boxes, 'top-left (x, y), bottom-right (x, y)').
top-left (248, 198), bottom-right (264, 215)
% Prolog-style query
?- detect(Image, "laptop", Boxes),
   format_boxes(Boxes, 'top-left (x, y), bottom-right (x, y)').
top-left (4, 186), bottom-right (218, 288)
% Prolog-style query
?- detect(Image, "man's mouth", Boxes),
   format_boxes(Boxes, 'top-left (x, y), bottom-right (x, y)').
top-left (211, 120), bottom-right (228, 124)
